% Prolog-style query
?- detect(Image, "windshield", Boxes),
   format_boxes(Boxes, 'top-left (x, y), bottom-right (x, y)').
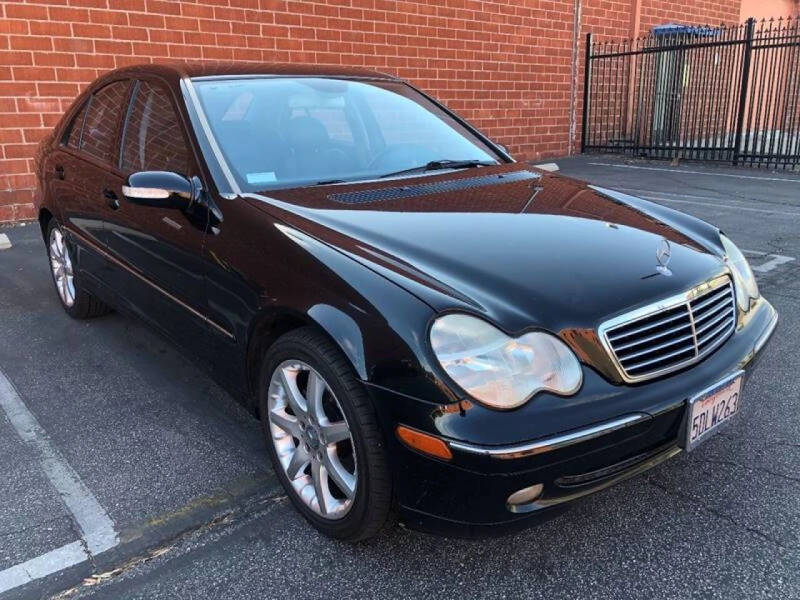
top-left (192, 77), bottom-right (501, 191)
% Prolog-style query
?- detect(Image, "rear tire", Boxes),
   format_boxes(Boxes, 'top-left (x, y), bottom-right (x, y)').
top-left (259, 327), bottom-right (392, 541)
top-left (46, 220), bottom-right (112, 319)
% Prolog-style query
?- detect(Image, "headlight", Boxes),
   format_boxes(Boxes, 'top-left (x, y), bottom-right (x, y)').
top-left (429, 314), bottom-right (583, 410)
top-left (720, 234), bottom-right (759, 311)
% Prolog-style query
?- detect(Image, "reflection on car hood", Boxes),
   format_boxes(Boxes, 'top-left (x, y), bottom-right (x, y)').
top-left (246, 164), bottom-right (727, 334)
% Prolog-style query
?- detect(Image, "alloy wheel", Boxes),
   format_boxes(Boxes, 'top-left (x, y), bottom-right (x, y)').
top-left (267, 360), bottom-right (357, 519)
top-left (49, 227), bottom-right (75, 307)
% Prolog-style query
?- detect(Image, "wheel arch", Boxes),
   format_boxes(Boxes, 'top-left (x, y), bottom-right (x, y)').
top-left (38, 207), bottom-right (54, 241)
top-left (245, 304), bottom-right (368, 416)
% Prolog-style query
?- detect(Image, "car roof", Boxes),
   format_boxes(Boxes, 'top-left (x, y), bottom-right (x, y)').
top-left (105, 62), bottom-right (400, 84)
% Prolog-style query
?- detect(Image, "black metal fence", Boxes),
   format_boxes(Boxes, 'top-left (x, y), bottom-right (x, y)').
top-left (581, 17), bottom-right (800, 169)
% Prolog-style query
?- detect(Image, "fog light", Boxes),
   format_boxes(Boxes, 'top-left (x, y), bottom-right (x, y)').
top-left (506, 483), bottom-right (544, 512)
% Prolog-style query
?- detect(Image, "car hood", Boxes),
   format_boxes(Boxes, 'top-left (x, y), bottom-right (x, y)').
top-left (245, 164), bottom-right (727, 335)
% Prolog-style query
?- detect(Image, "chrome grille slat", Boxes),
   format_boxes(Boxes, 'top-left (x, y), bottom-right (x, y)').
top-left (625, 342), bottom-right (698, 372)
top-left (690, 286), bottom-right (732, 312)
top-left (600, 277), bottom-right (736, 382)
top-left (692, 298), bottom-right (732, 325)
top-left (617, 331), bottom-right (696, 362)
top-left (694, 307), bottom-right (735, 336)
top-left (613, 320), bottom-right (693, 352)
top-left (697, 322), bottom-right (735, 357)
top-left (697, 317), bottom-right (735, 347)
top-left (606, 308), bottom-right (689, 342)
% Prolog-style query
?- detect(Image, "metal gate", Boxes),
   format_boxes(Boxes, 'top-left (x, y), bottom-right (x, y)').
top-left (581, 17), bottom-right (800, 169)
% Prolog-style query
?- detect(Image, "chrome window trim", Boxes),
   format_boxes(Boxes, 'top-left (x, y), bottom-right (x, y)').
top-left (189, 74), bottom-right (398, 82)
top-left (448, 413), bottom-right (649, 459)
top-left (598, 274), bottom-right (736, 384)
top-left (181, 76), bottom-right (242, 197)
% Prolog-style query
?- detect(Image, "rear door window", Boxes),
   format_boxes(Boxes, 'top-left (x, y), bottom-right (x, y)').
top-left (79, 80), bottom-right (129, 163)
top-left (120, 81), bottom-right (189, 175)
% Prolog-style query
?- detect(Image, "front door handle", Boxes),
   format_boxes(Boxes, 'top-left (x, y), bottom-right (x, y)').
top-left (54, 165), bottom-right (65, 180)
top-left (103, 188), bottom-right (120, 210)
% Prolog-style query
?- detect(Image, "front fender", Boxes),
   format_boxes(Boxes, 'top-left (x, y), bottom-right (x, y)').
top-left (307, 303), bottom-right (367, 380)
top-left (255, 216), bottom-right (450, 404)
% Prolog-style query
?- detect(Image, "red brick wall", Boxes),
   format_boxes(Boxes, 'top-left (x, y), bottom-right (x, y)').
top-left (0, 0), bottom-right (742, 224)
top-left (640, 0), bottom-right (741, 32)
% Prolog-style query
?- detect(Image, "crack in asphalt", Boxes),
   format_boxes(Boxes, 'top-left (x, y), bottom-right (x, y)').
top-left (76, 535), bottom-right (98, 576)
top-left (769, 441), bottom-right (800, 450)
top-left (646, 477), bottom-right (797, 551)
top-left (694, 458), bottom-right (800, 485)
top-left (47, 493), bottom-right (288, 599)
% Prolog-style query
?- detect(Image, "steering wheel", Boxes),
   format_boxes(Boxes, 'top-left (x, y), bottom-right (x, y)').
top-left (368, 144), bottom-right (436, 172)
top-left (323, 147), bottom-right (350, 164)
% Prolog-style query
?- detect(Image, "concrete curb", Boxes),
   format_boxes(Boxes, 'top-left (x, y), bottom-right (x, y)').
top-left (4, 473), bottom-right (280, 600)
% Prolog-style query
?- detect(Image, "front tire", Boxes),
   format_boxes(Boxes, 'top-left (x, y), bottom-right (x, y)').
top-left (46, 220), bottom-right (112, 319)
top-left (259, 327), bottom-right (392, 541)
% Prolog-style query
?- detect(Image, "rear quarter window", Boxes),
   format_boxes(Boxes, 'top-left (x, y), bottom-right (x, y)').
top-left (64, 101), bottom-right (88, 148)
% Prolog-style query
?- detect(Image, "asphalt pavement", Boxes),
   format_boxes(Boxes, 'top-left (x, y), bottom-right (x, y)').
top-left (1, 155), bottom-right (799, 600)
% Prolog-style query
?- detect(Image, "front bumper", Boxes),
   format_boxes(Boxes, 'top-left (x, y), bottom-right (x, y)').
top-left (366, 298), bottom-right (777, 537)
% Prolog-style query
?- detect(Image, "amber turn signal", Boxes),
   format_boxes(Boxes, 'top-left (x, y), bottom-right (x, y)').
top-left (396, 425), bottom-right (453, 460)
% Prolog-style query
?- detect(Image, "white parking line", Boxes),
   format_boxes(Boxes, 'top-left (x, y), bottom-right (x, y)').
top-left (751, 255), bottom-right (796, 273)
top-left (743, 250), bottom-right (797, 272)
top-left (615, 187), bottom-right (735, 201)
top-left (588, 162), bottom-right (800, 183)
top-left (637, 194), bottom-right (800, 217)
top-left (0, 369), bottom-right (118, 594)
top-left (0, 542), bottom-right (86, 593)
top-left (590, 184), bottom-right (800, 217)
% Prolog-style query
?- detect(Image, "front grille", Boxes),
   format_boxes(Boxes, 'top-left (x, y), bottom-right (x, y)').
top-left (601, 277), bottom-right (736, 382)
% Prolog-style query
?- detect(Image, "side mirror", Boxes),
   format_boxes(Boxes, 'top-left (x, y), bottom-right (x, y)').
top-left (496, 143), bottom-right (510, 156)
top-left (122, 171), bottom-right (196, 209)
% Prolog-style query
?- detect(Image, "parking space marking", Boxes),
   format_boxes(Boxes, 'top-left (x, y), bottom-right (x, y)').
top-left (588, 162), bottom-right (800, 183)
top-left (597, 189), bottom-right (798, 271)
top-left (0, 541), bottom-right (86, 593)
top-left (615, 187), bottom-right (734, 201)
top-left (635, 193), bottom-right (800, 217)
top-left (590, 184), bottom-right (800, 217)
top-left (0, 369), bottom-right (118, 593)
top-left (743, 251), bottom-right (797, 273)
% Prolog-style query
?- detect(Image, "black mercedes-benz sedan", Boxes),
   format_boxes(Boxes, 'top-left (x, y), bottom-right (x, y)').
top-left (33, 63), bottom-right (777, 541)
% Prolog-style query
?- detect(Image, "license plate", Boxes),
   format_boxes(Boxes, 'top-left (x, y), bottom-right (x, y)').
top-left (684, 372), bottom-right (744, 451)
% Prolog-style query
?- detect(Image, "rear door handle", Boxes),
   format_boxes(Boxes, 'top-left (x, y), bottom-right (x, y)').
top-left (103, 188), bottom-right (120, 210)
top-left (54, 165), bottom-right (65, 180)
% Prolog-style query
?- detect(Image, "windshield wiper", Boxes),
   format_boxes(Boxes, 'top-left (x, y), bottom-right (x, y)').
top-left (312, 179), bottom-right (347, 186)
top-left (379, 159), bottom-right (497, 179)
